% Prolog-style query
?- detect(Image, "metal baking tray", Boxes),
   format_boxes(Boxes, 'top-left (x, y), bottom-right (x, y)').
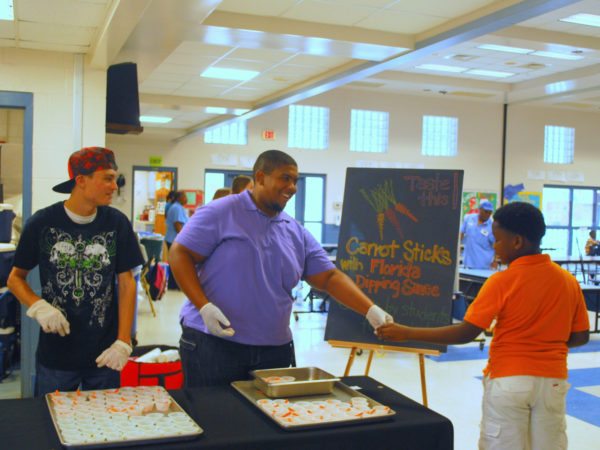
top-left (232, 380), bottom-right (395, 431)
top-left (251, 367), bottom-right (340, 397)
top-left (45, 386), bottom-right (203, 448)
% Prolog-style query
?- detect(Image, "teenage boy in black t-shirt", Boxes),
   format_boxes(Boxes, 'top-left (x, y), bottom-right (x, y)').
top-left (7, 147), bottom-right (144, 396)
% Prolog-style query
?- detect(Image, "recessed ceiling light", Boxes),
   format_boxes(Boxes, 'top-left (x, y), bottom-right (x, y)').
top-left (532, 50), bottom-right (584, 60)
top-left (201, 67), bottom-right (259, 81)
top-left (0, 0), bottom-right (14, 20)
top-left (139, 116), bottom-right (172, 124)
top-left (560, 13), bottom-right (600, 28)
top-left (205, 107), bottom-right (227, 115)
top-left (415, 64), bottom-right (467, 73)
top-left (467, 69), bottom-right (515, 78)
top-left (233, 109), bottom-right (250, 116)
top-left (477, 44), bottom-right (533, 54)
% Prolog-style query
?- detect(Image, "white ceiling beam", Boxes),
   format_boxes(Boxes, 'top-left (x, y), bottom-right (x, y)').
top-left (492, 26), bottom-right (600, 51)
top-left (201, 10), bottom-right (413, 57)
top-left (113, 0), bottom-right (222, 82)
top-left (508, 62), bottom-right (600, 103)
top-left (371, 71), bottom-right (511, 93)
top-left (140, 93), bottom-right (251, 109)
top-left (177, 0), bottom-right (581, 141)
top-left (89, 0), bottom-right (153, 69)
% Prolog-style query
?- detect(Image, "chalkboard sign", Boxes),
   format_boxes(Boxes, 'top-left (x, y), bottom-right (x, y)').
top-left (324, 168), bottom-right (464, 352)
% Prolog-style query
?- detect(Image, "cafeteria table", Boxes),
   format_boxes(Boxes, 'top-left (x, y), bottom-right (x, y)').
top-left (0, 376), bottom-right (453, 450)
top-left (458, 269), bottom-right (600, 333)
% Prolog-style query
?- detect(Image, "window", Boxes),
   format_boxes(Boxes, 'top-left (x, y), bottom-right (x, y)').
top-left (542, 185), bottom-right (600, 256)
top-left (350, 109), bottom-right (389, 153)
top-left (204, 121), bottom-right (247, 145)
top-left (421, 115), bottom-right (458, 156)
top-left (288, 105), bottom-right (329, 150)
top-left (544, 125), bottom-right (574, 164)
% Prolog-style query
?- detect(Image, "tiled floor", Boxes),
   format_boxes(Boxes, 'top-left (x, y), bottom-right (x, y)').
top-left (3, 286), bottom-right (600, 449)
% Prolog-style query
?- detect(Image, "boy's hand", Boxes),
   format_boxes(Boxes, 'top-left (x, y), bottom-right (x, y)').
top-left (96, 340), bottom-right (133, 371)
top-left (376, 323), bottom-right (410, 342)
top-left (26, 299), bottom-right (70, 336)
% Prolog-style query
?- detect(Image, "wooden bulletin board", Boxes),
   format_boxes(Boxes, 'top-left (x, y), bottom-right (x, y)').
top-left (324, 168), bottom-right (464, 352)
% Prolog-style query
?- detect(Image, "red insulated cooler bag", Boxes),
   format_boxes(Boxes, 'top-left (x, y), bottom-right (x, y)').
top-left (120, 345), bottom-right (183, 390)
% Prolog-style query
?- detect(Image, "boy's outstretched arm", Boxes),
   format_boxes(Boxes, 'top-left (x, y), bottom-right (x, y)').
top-left (376, 321), bottom-right (484, 345)
top-left (567, 330), bottom-right (589, 348)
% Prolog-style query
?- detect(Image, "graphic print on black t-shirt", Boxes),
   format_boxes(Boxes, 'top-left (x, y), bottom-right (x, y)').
top-left (42, 227), bottom-right (116, 328)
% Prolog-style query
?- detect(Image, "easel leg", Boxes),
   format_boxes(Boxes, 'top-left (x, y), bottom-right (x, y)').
top-left (344, 347), bottom-right (357, 376)
top-left (365, 350), bottom-right (374, 376)
top-left (419, 353), bottom-right (428, 407)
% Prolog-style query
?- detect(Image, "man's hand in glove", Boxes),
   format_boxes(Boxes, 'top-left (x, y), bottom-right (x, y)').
top-left (199, 303), bottom-right (235, 337)
top-left (96, 340), bottom-right (133, 371)
top-left (366, 304), bottom-right (393, 331)
top-left (26, 299), bottom-right (70, 336)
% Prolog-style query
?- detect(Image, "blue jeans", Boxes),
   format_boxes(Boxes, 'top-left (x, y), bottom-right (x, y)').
top-left (179, 325), bottom-right (295, 387)
top-left (35, 360), bottom-right (120, 397)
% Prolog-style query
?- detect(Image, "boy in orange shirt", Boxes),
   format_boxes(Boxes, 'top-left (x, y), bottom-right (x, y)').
top-left (377, 202), bottom-right (589, 450)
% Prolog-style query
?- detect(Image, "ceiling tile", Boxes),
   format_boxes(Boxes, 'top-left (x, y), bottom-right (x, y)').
top-left (17, 0), bottom-right (108, 27)
top-left (18, 21), bottom-right (94, 46)
top-left (283, 1), bottom-right (379, 26)
top-left (217, 0), bottom-right (299, 17)
top-left (358, 9), bottom-right (447, 33)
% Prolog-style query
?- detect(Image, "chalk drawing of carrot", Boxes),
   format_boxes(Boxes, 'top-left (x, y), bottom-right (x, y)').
top-left (360, 188), bottom-right (386, 240)
top-left (394, 202), bottom-right (418, 223)
top-left (384, 208), bottom-right (403, 238)
top-left (385, 180), bottom-right (418, 223)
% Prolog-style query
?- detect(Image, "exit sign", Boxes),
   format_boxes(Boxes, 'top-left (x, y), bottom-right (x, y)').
top-left (262, 129), bottom-right (276, 141)
top-left (149, 156), bottom-right (163, 167)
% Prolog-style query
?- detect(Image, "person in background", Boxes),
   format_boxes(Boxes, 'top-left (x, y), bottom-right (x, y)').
top-left (165, 191), bottom-right (188, 250)
top-left (164, 190), bottom-right (177, 217)
top-left (169, 149), bottom-right (392, 387)
top-left (377, 202), bottom-right (589, 450)
top-left (585, 229), bottom-right (599, 256)
top-left (231, 175), bottom-right (253, 194)
top-left (460, 199), bottom-right (497, 269)
top-left (7, 147), bottom-right (144, 396)
top-left (212, 188), bottom-right (231, 200)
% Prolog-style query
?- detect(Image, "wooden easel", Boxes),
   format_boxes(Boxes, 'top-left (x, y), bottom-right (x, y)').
top-left (328, 340), bottom-right (440, 407)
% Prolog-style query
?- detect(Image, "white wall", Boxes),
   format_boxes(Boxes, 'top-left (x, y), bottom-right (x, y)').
top-left (0, 47), bottom-right (106, 212)
top-left (505, 104), bottom-right (600, 194)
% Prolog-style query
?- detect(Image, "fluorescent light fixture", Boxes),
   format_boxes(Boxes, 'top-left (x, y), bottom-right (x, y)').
top-left (205, 107), bottom-right (227, 115)
top-left (234, 109), bottom-right (250, 116)
top-left (560, 13), bottom-right (600, 28)
top-left (532, 50), bottom-right (583, 60)
top-left (0, 0), bottom-right (14, 20)
top-left (140, 115), bottom-right (172, 124)
top-left (415, 64), bottom-right (467, 73)
top-left (201, 67), bottom-right (259, 81)
top-left (477, 44), bottom-right (533, 54)
top-left (467, 69), bottom-right (515, 78)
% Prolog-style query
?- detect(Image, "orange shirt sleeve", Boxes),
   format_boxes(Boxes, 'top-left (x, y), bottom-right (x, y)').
top-left (463, 273), bottom-right (504, 330)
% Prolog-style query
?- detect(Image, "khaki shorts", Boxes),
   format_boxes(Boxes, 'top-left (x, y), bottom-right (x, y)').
top-left (480, 375), bottom-right (569, 450)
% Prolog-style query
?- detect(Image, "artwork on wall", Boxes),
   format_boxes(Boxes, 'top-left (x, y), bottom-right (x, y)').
top-left (462, 192), bottom-right (498, 217)
top-left (506, 191), bottom-right (542, 209)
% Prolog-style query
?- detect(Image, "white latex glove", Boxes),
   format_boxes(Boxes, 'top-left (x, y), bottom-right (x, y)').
top-left (26, 299), bottom-right (70, 336)
top-left (366, 304), bottom-right (393, 331)
top-left (199, 303), bottom-right (235, 337)
top-left (96, 340), bottom-right (133, 371)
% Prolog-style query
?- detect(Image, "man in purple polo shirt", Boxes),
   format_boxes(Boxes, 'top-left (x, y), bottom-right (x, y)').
top-left (169, 150), bottom-right (392, 386)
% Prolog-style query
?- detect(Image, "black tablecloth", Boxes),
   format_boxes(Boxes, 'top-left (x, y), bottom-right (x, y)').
top-left (0, 376), bottom-right (453, 450)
